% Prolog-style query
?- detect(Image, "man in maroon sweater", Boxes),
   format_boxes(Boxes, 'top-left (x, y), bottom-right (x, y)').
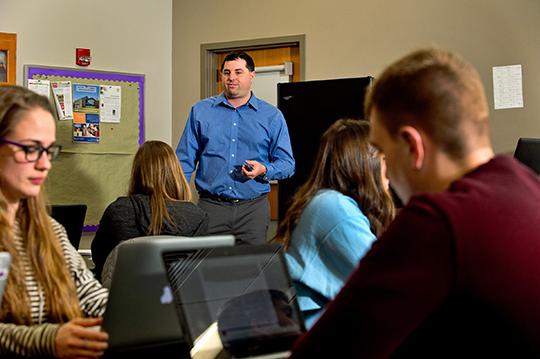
top-left (290, 48), bottom-right (540, 357)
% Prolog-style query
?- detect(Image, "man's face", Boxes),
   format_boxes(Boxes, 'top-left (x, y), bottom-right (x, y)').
top-left (369, 109), bottom-right (416, 204)
top-left (221, 58), bottom-right (255, 101)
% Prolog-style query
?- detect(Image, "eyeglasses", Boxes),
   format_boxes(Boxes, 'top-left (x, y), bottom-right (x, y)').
top-left (0, 139), bottom-right (62, 162)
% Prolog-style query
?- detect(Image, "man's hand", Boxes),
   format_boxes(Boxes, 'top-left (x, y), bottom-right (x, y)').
top-left (242, 160), bottom-right (266, 179)
top-left (55, 317), bottom-right (108, 359)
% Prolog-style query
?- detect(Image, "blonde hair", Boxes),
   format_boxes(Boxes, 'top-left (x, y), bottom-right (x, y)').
top-left (0, 85), bottom-right (82, 324)
top-left (128, 140), bottom-right (192, 235)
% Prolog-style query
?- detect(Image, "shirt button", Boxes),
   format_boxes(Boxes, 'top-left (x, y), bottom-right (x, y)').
top-left (229, 170), bottom-right (233, 174)
top-left (229, 187), bottom-right (232, 190)
top-left (231, 154), bottom-right (235, 157)
top-left (233, 123), bottom-right (237, 126)
top-left (232, 139), bottom-right (236, 142)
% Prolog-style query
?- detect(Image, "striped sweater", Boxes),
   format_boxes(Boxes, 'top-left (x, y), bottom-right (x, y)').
top-left (0, 217), bottom-right (108, 357)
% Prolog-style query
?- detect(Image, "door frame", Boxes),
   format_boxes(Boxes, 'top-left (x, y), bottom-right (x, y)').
top-left (200, 35), bottom-right (306, 99)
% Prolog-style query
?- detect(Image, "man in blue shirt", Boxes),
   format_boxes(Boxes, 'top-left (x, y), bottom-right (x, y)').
top-left (176, 51), bottom-right (295, 244)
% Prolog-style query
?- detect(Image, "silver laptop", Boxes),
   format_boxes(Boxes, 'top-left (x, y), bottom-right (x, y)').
top-left (100, 235), bottom-right (234, 357)
top-left (0, 252), bottom-right (11, 306)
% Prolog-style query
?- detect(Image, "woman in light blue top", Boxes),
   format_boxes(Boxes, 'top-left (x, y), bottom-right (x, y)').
top-left (274, 119), bottom-right (395, 327)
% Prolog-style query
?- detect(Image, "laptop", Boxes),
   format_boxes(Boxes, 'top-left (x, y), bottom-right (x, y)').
top-left (0, 252), bottom-right (11, 306)
top-left (514, 137), bottom-right (540, 175)
top-left (162, 243), bottom-right (306, 359)
top-left (100, 235), bottom-right (235, 358)
top-left (50, 204), bottom-right (87, 249)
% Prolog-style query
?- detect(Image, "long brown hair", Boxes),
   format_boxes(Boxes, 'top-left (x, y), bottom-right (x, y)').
top-left (128, 140), bottom-right (192, 235)
top-left (0, 85), bottom-right (82, 324)
top-left (275, 119), bottom-right (395, 249)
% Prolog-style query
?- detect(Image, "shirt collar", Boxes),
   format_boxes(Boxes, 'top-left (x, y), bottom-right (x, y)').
top-left (215, 92), bottom-right (259, 111)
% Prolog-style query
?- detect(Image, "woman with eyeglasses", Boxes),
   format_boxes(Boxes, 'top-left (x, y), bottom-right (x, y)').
top-left (0, 85), bottom-right (108, 358)
top-left (274, 119), bottom-right (395, 328)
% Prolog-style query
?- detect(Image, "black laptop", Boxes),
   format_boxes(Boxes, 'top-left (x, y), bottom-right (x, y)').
top-left (162, 243), bottom-right (306, 358)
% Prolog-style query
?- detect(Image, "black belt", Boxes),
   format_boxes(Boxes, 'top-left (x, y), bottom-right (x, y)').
top-left (199, 192), bottom-right (264, 203)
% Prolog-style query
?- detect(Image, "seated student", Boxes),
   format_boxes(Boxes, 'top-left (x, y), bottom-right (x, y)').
top-left (0, 85), bottom-right (108, 358)
top-left (274, 119), bottom-right (395, 327)
top-left (290, 48), bottom-right (540, 358)
top-left (91, 140), bottom-right (208, 282)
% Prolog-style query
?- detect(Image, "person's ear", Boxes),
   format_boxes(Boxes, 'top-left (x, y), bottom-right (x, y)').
top-left (399, 126), bottom-right (424, 170)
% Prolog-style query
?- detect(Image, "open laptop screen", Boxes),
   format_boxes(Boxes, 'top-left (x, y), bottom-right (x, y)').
top-left (163, 244), bottom-right (305, 358)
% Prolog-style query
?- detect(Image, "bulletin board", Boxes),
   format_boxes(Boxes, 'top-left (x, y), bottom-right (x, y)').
top-left (24, 65), bottom-right (145, 230)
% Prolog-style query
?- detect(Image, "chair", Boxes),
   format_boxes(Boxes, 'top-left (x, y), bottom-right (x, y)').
top-left (514, 138), bottom-right (540, 175)
top-left (50, 204), bottom-right (87, 249)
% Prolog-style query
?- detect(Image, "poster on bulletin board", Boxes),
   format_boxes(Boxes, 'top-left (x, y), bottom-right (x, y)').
top-left (24, 65), bottom-right (145, 230)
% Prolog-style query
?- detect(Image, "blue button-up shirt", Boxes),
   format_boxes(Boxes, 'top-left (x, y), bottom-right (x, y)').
top-left (176, 92), bottom-right (295, 200)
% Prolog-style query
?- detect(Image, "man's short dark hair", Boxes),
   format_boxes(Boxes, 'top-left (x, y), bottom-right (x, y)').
top-left (221, 51), bottom-right (255, 72)
top-left (365, 48), bottom-right (490, 160)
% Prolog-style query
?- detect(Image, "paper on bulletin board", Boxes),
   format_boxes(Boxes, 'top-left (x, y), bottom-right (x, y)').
top-left (51, 81), bottom-right (73, 120)
top-left (73, 83), bottom-right (101, 144)
top-left (28, 79), bottom-right (51, 99)
top-left (492, 64), bottom-right (524, 110)
top-left (100, 85), bottom-right (121, 123)
top-left (73, 112), bottom-right (100, 143)
top-left (73, 84), bottom-right (100, 113)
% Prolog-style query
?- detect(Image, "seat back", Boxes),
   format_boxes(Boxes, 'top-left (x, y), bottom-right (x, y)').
top-left (514, 138), bottom-right (540, 175)
top-left (50, 204), bottom-right (87, 249)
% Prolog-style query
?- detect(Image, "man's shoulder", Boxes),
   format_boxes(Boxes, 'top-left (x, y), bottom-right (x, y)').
top-left (400, 155), bottom-right (540, 228)
top-left (444, 155), bottom-right (540, 204)
top-left (193, 95), bottom-right (222, 109)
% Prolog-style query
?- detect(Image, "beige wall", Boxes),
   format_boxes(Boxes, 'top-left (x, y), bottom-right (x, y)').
top-left (0, 0), bottom-right (172, 143)
top-left (172, 0), bottom-right (540, 154)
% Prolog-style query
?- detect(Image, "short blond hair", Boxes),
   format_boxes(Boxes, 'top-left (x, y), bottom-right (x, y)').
top-left (365, 48), bottom-right (490, 160)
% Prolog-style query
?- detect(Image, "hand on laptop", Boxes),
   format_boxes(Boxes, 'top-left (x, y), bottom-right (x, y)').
top-left (55, 317), bottom-right (108, 358)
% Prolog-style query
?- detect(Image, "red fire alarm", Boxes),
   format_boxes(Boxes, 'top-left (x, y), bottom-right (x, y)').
top-left (76, 48), bottom-right (91, 67)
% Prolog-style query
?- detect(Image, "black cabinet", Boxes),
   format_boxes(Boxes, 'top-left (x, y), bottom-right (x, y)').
top-left (277, 77), bottom-right (374, 221)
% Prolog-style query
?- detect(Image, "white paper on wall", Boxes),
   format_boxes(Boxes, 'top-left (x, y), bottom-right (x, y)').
top-left (492, 64), bottom-right (524, 110)
top-left (28, 79), bottom-right (51, 99)
top-left (100, 85), bottom-right (122, 123)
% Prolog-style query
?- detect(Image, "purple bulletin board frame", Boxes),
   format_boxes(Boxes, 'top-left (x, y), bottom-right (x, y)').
top-left (24, 65), bottom-right (145, 232)
top-left (25, 65), bottom-right (145, 145)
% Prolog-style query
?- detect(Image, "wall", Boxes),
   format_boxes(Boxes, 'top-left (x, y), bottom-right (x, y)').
top-left (0, 0), bottom-right (172, 143)
top-left (172, 0), bottom-right (540, 154)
